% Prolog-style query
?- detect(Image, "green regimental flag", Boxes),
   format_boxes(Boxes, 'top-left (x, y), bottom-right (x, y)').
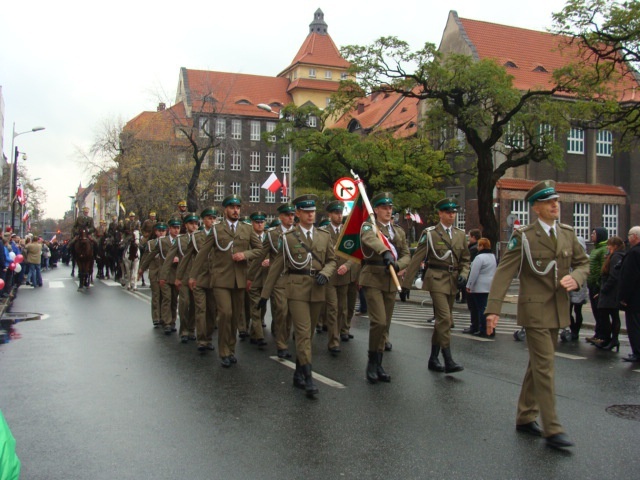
top-left (336, 192), bottom-right (369, 263)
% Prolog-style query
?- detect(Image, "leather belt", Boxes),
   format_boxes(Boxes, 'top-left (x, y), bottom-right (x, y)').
top-left (427, 264), bottom-right (459, 272)
top-left (361, 260), bottom-right (385, 266)
top-left (288, 269), bottom-right (317, 276)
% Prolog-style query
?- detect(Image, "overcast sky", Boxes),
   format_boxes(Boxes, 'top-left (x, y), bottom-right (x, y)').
top-left (0, 0), bottom-right (570, 219)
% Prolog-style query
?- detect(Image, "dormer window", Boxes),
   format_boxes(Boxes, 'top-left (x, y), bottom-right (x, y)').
top-left (504, 61), bottom-right (518, 68)
top-left (236, 99), bottom-right (251, 105)
top-left (533, 65), bottom-right (548, 73)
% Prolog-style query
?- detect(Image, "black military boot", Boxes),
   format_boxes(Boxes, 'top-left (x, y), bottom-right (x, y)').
top-left (293, 359), bottom-right (305, 390)
top-left (376, 352), bottom-right (391, 382)
top-left (442, 346), bottom-right (464, 373)
top-left (428, 345), bottom-right (445, 372)
top-left (366, 351), bottom-right (379, 384)
top-left (301, 364), bottom-right (318, 398)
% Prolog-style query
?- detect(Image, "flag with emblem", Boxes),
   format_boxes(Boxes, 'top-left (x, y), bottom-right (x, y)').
top-left (335, 192), bottom-right (368, 263)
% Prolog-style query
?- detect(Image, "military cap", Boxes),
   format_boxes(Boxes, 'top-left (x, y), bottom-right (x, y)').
top-left (270, 219), bottom-right (282, 228)
top-left (200, 206), bottom-right (218, 218)
top-left (435, 197), bottom-right (459, 212)
top-left (293, 194), bottom-right (317, 211)
top-left (241, 216), bottom-right (251, 225)
top-left (149, 211), bottom-right (156, 216)
top-left (154, 222), bottom-right (168, 231)
top-left (277, 203), bottom-right (296, 214)
top-left (318, 217), bottom-right (331, 227)
top-left (222, 194), bottom-right (242, 207)
top-left (128, 211), bottom-right (136, 217)
top-left (100, 219), bottom-right (107, 224)
top-left (326, 200), bottom-right (344, 213)
top-left (371, 192), bottom-right (393, 208)
top-left (177, 200), bottom-right (187, 207)
top-left (168, 217), bottom-right (182, 227)
top-left (183, 212), bottom-right (199, 223)
top-left (525, 180), bottom-right (559, 205)
top-left (250, 211), bottom-right (267, 222)
top-left (82, 206), bottom-right (90, 211)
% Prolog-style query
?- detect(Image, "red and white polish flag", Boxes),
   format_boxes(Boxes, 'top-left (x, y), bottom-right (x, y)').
top-left (261, 172), bottom-right (282, 193)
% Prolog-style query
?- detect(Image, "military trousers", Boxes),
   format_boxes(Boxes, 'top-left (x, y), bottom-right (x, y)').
top-left (160, 283), bottom-right (178, 328)
top-left (178, 284), bottom-right (195, 337)
top-left (344, 282), bottom-right (358, 334)
top-left (193, 286), bottom-right (216, 348)
top-left (430, 291), bottom-right (455, 348)
top-left (326, 284), bottom-right (349, 349)
top-left (288, 299), bottom-right (323, 365)
top-left (364, 288), bottom-right (397, 352)
top-left (248, 286), bottom-right (266, 340)
top-left (517, 327), bottom-right (563, 437)
top-left (213, 287), bottom-right (244, 358)
top-left (272, 285), bottom-right (291, 351)
top-left (150, 279), bottom-right (163, 324)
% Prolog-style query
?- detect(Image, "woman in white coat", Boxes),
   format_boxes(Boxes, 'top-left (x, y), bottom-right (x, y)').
top-left (465, 238), bottom-right (497, 337)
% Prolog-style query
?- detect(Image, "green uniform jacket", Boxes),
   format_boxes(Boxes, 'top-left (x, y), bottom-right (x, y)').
top-left (140, 235), bottom-right (177, 274)
top-left (486, 222), bottom-right (589, 329)
top-left (72, 215), bottom-right (95, 236)
top-left (402, 224), bottom-right (470, 294)
top-left (247, 226), bottom-right (289, 290)
top-left (139, 238), bottom-right (164, 282)
top-left (358, 220), bottom-right (410, 293)
top-left (159, 233), bottom-right (191, 283)
top-left (261, 225), bottom-right (337, 302)
top-left (322, 224), bottom-right (353, 287)
top-left (178, 229), bottom-right (211, 285)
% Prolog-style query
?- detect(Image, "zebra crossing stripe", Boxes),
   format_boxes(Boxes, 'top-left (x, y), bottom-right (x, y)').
top-left (554, 352), bottom-right (587, 360)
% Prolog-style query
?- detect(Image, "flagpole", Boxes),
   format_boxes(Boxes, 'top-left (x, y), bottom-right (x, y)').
top-left (350, 170), bottom-right (402, 292)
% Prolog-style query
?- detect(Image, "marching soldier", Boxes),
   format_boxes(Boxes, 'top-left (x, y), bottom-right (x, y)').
top-left (189, 195), bottom-right (262, 367)
top-left (139, 222), bottom-right (168, 327)
top-left (322, 201), bottom-right (353, 355)
top-left (258, 194), bottom-right (337, 398)
top-left (360, 192), bottom-right (411, 384)
top-left (403, 197), bottom-right (470, 373)
top-left (485, 180), bottom-right (589, 449)
top-left (344, 262), bottom-right (360, 341)
top-left (182, 207), bottom-right (219, 353)
top-left (251, 203), bottom-right (296, 358)
top-left (160, 212), bottom-right (199, 343)
top-left (139, 217), bottom-right (182, 334)
top-left (245, 211), bottom-right (268, 347)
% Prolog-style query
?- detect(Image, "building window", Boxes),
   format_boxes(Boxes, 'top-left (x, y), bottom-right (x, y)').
top-left (538, 123), bottom-right (555, 146)
top-left (511, 200), bottom-right (529, 226)
top-left (326, 97), bottom-right (332, 107)
top-left (231, 119), bottom-right (242, 140)
top-left (602, 204), bottom-right (618, 237)
top-left (199, 117), bottom-right (210, 138)
top-left (567, 127), bottom-right (585, 154)
top-left (505, 122), bottom-right (525, 149)
top-left (596, 130), bottom-right (613, 157)
top-left (324, 70), bottom-right (332, 79)
top-left (266, 153), bottom-right (276, 172)
top-left (231, 150), bottom-right (241, 171)
top-left (214, 150), bottom-right (225, 170)
top-left (250, 183), bottom-right (260, 203)
top-left (573, 203), bottom-right (590, 240)
top-left (214, 182), bottom-right (224, 202)
top-left (340, 72), bottom-right (348, 80)
top-left (266, 122), bottom-right (276, 142)
top-left (231, 182), bottom-right (241, 196)
top-left (250, 121), bottom-right (261, 141)
top-left (281, 153), bottom-right (290, 174)
top-left (200, 191), bottom-right (209, 201)
top-left (216, 118), bottom-right (226, 139)
top-left (177, 153), bottom-right (186, 165)
top-left (308, 116), bottom-right (317, 128)
top-left (309, 68), bottom-right (316, 78)
top-left (266, 215), bottom-right (275, 225)
top-left (281, 192), bottom-right (290, 203)
top-left (455, 209), bottom-right (466, 230)
top-left (250, 152), bottom-right (260, 172)
top-left (265, 191), bottom-right (275, 203)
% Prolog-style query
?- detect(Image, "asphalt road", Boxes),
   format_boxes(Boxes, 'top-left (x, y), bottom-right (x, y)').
top-left (1, 265), bottom-right (639, 480)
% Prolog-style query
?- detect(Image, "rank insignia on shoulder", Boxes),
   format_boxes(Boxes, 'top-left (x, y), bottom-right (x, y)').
top-left (362, 225), bottom-right (372, 232)
top-left (508, 237), bottom-right (518, 250)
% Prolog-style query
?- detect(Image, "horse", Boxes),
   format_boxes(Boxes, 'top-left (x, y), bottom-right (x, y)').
top-left (122, 230), bottom-right (140, 291)
top-left (75, 228), bottom-right (94, 291)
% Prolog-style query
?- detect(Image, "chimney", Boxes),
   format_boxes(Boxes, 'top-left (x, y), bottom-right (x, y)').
top-left (157, 102), bottom-right (166, 112)
top-left (357, 102), bottom-right (365, 114)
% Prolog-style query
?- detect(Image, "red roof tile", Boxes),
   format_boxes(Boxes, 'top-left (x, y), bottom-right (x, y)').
top-left (497, 178), bottom-right (626, 196)
top-left (286, 78), bottom-right (341, 93)
top-left (458, 17), bottom-right (639, 102)
top-left (124, 103), bottom-right (190, 145)
top-left (280, 32), bottom-right (350, 76)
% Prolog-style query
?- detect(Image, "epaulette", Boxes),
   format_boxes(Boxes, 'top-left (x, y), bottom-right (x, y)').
top-left (315, 227), bottom-right (330, 235)
top-left (284, 229), bottom-right (297, 236)
top-left (265, 226), bottom-right (277, 232)
top-left (519, 223), bottom-right (536, 232)
top-left (453, 226), bottom-right (465, 232)
top-left (424, 226), bottom-right (436, 232)
top-left (558, 223), bottom-right (574, 231)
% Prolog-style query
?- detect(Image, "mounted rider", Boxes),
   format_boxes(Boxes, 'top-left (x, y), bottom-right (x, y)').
top-left (69, 206), bottom-right (98, 252)
top-left (123, 211), bottom-right (141, 245)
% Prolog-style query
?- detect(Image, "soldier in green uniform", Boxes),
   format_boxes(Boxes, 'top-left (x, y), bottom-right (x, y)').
top-left (189, 195), bottom-right (262, 367)
top-left (139, 222), bottom-right (168, 327)
top-left (183, 207), bottom-right (219, 353)
top-left (123, 212), bottom-right (141, 243)
top-left (244, 211), bottom-right (269, 347)
top-left (403, 197), bottom-right (470, 374)
top-left (160, 212), bottom-right (199, 343)
top-left (259, 194), bottom-right (337, 398)
top-left (251, 203), bottom-right (296, 358)
top-left (140, 211), bottom-right (157, 243)
top-left (485, 180), bottom-right (589, 449)
top-left (360, 193), bottom-right (411, 384)
top-left (322, 201), bottom-right (354, 355)
top-left (69, 206), bottom-right (97, 253)
top-left (173, 200), bottom-right (188, 234)
top-left (139, 217), bottom-right (182, 334)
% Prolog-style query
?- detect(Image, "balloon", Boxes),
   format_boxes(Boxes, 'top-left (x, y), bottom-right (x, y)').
top-left (8, 252), bottom-right (16, 261)
top-left (15, 254), bottom-right (23, 264)
top-left (9, 262), bottom-right (16, 271)
top-left (0, 279), bottom-right (4, 290)
top-left (13, 263), bottom-right (21, 273)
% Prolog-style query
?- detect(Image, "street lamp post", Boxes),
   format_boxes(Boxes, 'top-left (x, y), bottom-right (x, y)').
top-left (9, 123), bottom-right (45, 233)
top-left (257, 104), bottom-right (294, 201)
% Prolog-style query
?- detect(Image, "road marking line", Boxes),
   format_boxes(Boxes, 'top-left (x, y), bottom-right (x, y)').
top-left (554, 352), bottom-right (586, 360)
top-left (451, 332), bottom-right (494, 342)
top-left (123, 289), bottom-right (151, 304)
top-left (392, 320), bottom-right (430, 329)
top-left (633, 369), bottom-right (640, 374)
top-left (49, 281), bottom-right (65, 289)
top-left (269, 356), bottom-right (346, 388)
top-left (100, 279), bottom-right (123, 287)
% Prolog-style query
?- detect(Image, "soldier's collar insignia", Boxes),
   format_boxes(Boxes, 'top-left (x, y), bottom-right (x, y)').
top-left (508, 237), bottom-right (518, 250)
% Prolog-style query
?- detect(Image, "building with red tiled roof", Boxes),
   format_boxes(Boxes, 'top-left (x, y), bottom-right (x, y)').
top-left (438, 10), bottom-right (640, 242)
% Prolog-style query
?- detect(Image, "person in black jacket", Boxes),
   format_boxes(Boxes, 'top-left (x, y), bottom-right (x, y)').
top-left (597, 236), bottom-right (625, 351)
top-left (619, 226), bottom-right (640, 362)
